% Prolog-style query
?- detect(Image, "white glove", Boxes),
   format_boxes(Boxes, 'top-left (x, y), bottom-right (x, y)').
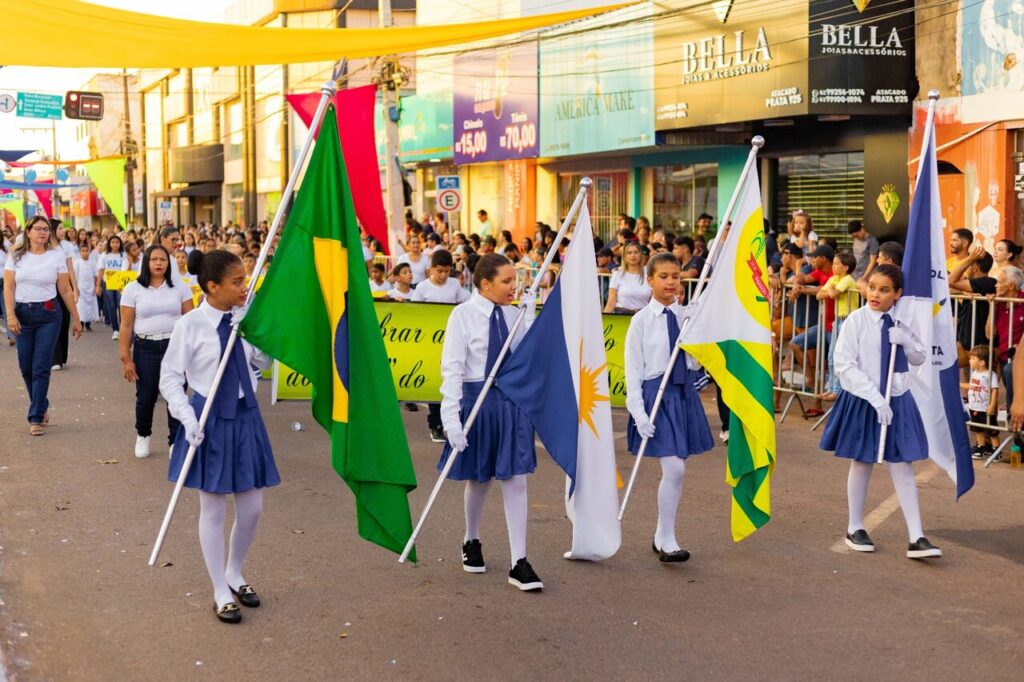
top-left (875, 404), bottom-right (893, 427)
top-left (520, 289), bottom-right (537, 317)
top-left (677, 302), bottom-right (698, 326)
top-left (231, 303), bottom-right (250, 327)
top-left (183, 418), bottom-right (205, 448)
top-left (446, 423), bottom-right (469, 452)
top-left (888, 325), bottom-right (912, 348)
top-left (636, 416), bottom-right (656, 440)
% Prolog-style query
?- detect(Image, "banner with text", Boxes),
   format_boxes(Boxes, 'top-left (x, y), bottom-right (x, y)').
top-left (273, 301), bottom-right (635, 407)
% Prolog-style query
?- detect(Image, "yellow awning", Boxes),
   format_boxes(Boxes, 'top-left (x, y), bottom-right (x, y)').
top-left (6, 0), bottom-right (630, 68)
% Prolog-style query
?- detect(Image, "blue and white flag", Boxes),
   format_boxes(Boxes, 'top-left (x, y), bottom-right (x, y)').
top-left (497, 202), bottom-right (621, 560)
top-left (900, 105), bottom-right (975, 498)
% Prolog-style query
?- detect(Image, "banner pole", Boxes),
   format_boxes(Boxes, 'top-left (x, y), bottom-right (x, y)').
top-left (148, 62), bottom-right (345, 567)
top-left (618, 137), bottom-right (764, 521)
top-left (399, 177), bottom-right (593, 564)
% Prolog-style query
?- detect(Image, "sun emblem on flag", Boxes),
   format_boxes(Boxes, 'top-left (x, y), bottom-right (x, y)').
top-left (578, 340), bottom-right (610, 437)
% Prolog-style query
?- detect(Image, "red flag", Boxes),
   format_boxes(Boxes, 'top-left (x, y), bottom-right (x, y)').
top-left (34, 178), bottom-right (54, 219)
top-left (286, 85), bottom-right (389, 254)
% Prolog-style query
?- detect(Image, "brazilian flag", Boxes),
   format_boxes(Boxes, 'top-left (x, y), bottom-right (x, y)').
top-left (240, 106), bottom-right (417, 559)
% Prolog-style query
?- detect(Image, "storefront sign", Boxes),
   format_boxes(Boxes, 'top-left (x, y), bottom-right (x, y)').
top-left (374, 92), bottom-right (454, 163)
top-left (453, 43), bottom-right (539, 164)
top-left (654, 0), bottom-right (914, 129)
top-left (540, 3), bottom-right (654, 156)
top-left (273, 301), bottom-right (635, 408)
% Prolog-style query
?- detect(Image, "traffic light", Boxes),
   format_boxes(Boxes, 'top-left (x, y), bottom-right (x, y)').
top-left (64, 91), bottom-right (104, 121)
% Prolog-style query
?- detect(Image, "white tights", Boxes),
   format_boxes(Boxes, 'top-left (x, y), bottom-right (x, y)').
top-left (655, 456), bottom-right (687, 553)
top-left (198, 489), bottom-right (263, 608)
top-left (846, 461), bottom-right (923, 541)
top-left (463, 475), bottom-right (528, 566)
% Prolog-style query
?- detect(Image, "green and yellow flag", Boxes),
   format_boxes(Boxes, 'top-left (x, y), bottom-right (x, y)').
top-left (678, 164), bottom-right (775, 541)
top-left (240, 105), bottom-right (417, 559)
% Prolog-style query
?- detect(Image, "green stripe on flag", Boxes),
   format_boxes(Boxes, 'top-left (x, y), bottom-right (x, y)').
top-left (718, 340), bottom-right (774, 417)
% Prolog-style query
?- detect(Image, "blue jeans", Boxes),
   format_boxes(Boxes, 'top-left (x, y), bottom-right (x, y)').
top-left (134, 337), bottom-right (181, 444)
top-left (14, 300), bottom-right (61, 424)
top-left (826, 317), bottom-right (845, 394)
top-left (103, 289), bottom-right (121, 330)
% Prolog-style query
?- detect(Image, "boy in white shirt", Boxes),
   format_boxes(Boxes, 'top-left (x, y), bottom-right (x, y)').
top-left (410, 250), bottom-right (470, 441)
top-left (388, 263), bottom-right (414, 301)
top-left (368, 262), bottom-right (391, 296)
top-left (963, 344), bottom-right (1001, 460)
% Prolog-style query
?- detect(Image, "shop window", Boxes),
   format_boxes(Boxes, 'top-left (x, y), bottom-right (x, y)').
top-left (653, 163), bottom-right (718, 234)
top-left (775, 152), bottom-right (864, 244)
top-left (558, 171), bottom-right (629, 244)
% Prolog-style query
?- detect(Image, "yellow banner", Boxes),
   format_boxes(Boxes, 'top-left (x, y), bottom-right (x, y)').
top-left (273, 301), bottom-right (634, 407)
top-left (104, 269), bottom-right (138, 292)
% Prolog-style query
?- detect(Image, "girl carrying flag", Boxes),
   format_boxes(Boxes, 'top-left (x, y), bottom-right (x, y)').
top-left (820, 264), bottom-right (941, 559)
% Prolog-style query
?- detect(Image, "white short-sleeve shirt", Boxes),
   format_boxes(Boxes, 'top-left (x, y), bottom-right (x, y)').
top-left (4, 249), bottom-right (68, 302)
top-left (410, 278), bottom-right (470, 304)
top-left (99, 252), bottom-right (127, 272)
top-left (397, 253), bottom-right (429, 284)
top-left (121, 280), bottom-right (192, 335)
top-left (609, 269), bottom-right (652, 310)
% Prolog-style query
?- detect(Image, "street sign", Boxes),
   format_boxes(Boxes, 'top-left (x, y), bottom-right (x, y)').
top-left (436, 189), bottom-right (461, 212)
top-left (0, 94), bottom-right (15, 114)
top-left (436, 175), bottom-right (460, 191)
top-left (16, 92), bottom-right (63, 120)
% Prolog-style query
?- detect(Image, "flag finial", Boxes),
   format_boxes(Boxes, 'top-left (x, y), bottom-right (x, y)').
top-left (752, 135), bottom-right (765, 149)
top-left (580, 176), bottom-right (593, 189)
top-left (927, 89), bottom-right (940, 100)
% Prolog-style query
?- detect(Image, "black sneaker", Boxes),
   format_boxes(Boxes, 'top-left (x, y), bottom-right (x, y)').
top-left (462, 539), bottom-right (485, 574)
top-left (971, 446), bottom-right (984, 460)
top-left (508, 558), bottom-right (543, 591)
top-left (845, 529), bottom-right (875, 552)
top-left (429, 427), bottom-right (446, 443)
top-left (907, 536), bottom-right (942, 559)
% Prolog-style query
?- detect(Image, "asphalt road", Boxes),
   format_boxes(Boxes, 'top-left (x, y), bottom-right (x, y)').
top-left (1, 328), bottom-right (1022, 681)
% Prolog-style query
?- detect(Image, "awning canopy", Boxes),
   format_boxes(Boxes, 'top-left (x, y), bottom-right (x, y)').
top-left (6, 1), bottom-right (628, 68)
top-left (154, 183), bottom-right (222, 198)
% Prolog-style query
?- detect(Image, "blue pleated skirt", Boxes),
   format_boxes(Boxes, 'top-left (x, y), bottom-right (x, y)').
top-left (819, 391), bottom-right (927, 464)
top-left (438, 380), bottom-right (537, 482)
top-left (168, 393), bottom-right (281, 494)
top-left (626, 376), bottom-right (714, 458)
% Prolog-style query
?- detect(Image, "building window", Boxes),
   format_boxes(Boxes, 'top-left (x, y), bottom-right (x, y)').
top-left (775, 152), bottom-right (865, 242)
top-left (224, 100), bottom-right (242, 162)
top-left (652, 163), bottom-right (718, 234)
top-left (558, 171), bottom-right (629, 244)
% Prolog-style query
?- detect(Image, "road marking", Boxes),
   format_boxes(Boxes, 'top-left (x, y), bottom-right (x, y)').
top-left (829, 465), bottom-right (942, 553)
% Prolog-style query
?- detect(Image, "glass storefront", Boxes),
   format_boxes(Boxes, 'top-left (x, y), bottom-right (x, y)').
top-left (774, 152), bottom-right (865, 242)
top-left (652, 163), bottom-right (718, 234)
top-left (558, 171), bottom-right (629, 243)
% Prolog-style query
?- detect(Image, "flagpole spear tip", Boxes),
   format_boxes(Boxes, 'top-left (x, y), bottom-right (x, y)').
top-left (580, 176), bottom-right (593, 189)
top-left (751, 135), bottom-right (765, 149)
top-left (927, 89), bottom-right (940, 100)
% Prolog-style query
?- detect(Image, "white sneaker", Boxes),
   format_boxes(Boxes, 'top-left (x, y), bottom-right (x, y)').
top-left (112, 331), bottom-right (120, 340)
top-left (135, 435), bottom-right (151, 458)
top-left (51, 364), bottom-right (62, 371)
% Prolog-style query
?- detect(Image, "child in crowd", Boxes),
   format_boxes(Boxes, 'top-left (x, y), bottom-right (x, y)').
top-left (820, 265), bottom-right (941, 559)
top-left (412, 250), bottom-right (471, 443)
top-left (438, 253), bottom-right (540, 591)
top-left (369, 262), bottom-right (391, 296)
top-left (818, 251), bottom-right (858, 401)
top-left (388, 263), bottom-right (414, 301)
top-left (625, 252), bottom-right (714, 563)
top-left (74, 244), bottom-right (98, 331)
top-left (160, 250), bottom-right (279, 623)
top-left (963, 344), bottom-right (1001, 460)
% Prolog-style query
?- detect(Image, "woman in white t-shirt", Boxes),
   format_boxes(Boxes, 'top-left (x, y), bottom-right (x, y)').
top-left (397, 235), bottom-right (429, 286)
top-left (3, 216), bottom-right (82, 435)
top-left (603, 242), bottom-right (651, 314)
top-left (120, 245), bottom-right (195, 458)
top-left (96, 235), bottom-right (128, 339)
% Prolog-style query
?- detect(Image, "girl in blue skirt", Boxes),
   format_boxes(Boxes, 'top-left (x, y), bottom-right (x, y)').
top-left (438, 253), bottom-right (540, 591)
top-left (160, 250), bottom-right (280, 623)
top-left (820, 264), bottom-right (941, 559)
top-left (625, 252), bottom-right (714, 563)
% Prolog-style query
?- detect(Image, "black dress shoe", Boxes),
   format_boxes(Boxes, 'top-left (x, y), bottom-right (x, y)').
top-left (907, 537), bottom-right (942, 559)
top-left (214, 602), bottom-right (242, 624)
top-left (845, 529), bottom-right (875, 553)
top-left (658, 548), bottom-right (691, 563)
top-left (230, 584), bottom-right (261, 607)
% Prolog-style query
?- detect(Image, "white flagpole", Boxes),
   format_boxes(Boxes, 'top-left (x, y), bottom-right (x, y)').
top-left (148, 62), bottom-right (346, 566)
top-left (619, 136), bottom-right (764, 521)
top-left (876, 90), bottom-right (939, 465)
top-left (398, 177), bottom-right (593, 564)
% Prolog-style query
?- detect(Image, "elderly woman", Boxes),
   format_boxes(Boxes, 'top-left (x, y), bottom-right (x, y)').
top-left (3, 216), bottom-right (82, 435)
top-left (986, 265), bottom-right (1024, 416)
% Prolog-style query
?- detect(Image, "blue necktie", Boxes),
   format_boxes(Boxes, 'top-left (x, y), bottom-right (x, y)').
top-left (485, 306), bottom-right (509, 374)
top-left (663, 308), bottom-right (689, 385)
top-left (214, 314), bottom-right (258, 418)
top-left (879, 313), bottom-right (909, 391)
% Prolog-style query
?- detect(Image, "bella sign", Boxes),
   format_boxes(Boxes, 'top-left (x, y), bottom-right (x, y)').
top-left (681, 28), bottom-right (772, 81)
